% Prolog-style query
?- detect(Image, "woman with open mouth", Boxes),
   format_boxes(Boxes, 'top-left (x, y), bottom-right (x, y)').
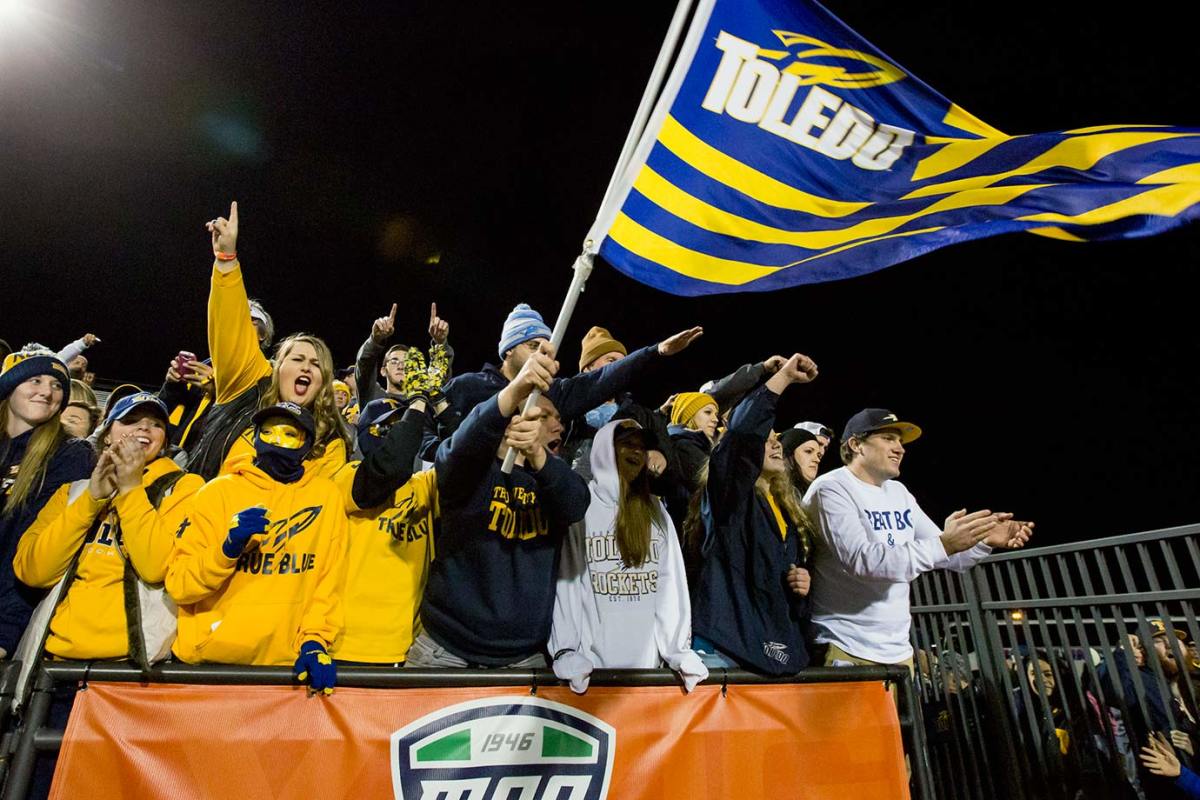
top-left (186, 201), bottom-right (352, 481)
top-left (0, 348), bottom-right (95, 661)
top-left (549, 419), bottom-right (707, 693)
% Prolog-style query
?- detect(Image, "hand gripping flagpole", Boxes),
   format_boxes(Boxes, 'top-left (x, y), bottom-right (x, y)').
top-left (501, 0), bottom-right (698, 474)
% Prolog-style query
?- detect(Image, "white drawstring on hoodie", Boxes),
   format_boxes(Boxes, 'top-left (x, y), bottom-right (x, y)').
top-left (548, 419), bottom-right (708, 693)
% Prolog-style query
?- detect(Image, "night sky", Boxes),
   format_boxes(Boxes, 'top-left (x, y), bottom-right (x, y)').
top-left (1, 1), bottom-right (1197, 546)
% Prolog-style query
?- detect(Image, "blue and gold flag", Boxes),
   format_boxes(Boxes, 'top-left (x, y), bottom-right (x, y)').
top-left (589, 0), bottom-right (1200, 295)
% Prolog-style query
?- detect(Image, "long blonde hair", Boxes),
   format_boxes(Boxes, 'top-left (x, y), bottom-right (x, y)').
top-left (683, 460), bottom-right (815, 562)
top-left (759, 470), bottom-right (813, 560)
top-left (262, 334), bottom-right (351, 459)
top-left (614, 465), bottom-right (663, 568)
top-left (0, 399), bottom-right (68, 513)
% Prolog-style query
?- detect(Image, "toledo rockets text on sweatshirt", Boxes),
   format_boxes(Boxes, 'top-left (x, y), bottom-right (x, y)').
top-left (548, 419), bottom-right (706, 692)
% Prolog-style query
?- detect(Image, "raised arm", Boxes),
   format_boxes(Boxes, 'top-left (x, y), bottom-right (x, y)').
top-left (708, 353), bottom-right (816, 526)
top-left (355, 303), bottom-right (396, 407)
top-left (56, 333), bottom-right (99, 365)
top-left (350, 407), bottom-right (425, 510)
top-left (549, 327), bottom-right (703, 419)
top-left (436, 342), bottom-right (558, 506)
top-left (205, 202), bottom-right (271, 403)
top-left (705, 387), bottom-right (774, 527)
top-left (705, 356), bottom-right (783, 415)
top-left (530, 454), bottom-right (589, 530)
top-left (433, 398), bottom-right (511, 509)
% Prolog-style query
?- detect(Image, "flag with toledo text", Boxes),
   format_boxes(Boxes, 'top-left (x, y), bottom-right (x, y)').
top-left (589, 0), bottom-right (1200, 295)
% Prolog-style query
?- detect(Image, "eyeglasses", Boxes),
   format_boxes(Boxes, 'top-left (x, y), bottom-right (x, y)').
top-left (385, 358), bottom-right (406, 366)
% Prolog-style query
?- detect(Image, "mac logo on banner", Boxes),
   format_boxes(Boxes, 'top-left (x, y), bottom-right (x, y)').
top-left (391, 697), bottom-right (616, 800)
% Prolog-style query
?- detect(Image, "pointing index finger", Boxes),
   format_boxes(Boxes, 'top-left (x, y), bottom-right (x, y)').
top-left (229, 201), bottom-right (238, 225)
top-left (388, 303), bottom-right (398, 323)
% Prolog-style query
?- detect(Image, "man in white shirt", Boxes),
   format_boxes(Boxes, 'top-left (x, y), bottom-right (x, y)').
top-left (803, 409), bottom-right (1032, 669)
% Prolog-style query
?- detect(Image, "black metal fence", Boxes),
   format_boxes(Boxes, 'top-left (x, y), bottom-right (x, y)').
top-left (0, 661), bottom-right (917, 800)
top-left (15, 525), bottom-right (1193, 800)
top-left (911, 522), bottom-right (1200, 800)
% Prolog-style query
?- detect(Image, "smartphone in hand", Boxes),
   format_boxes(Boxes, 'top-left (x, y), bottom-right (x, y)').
top-left (173, 351), bottom-right (196, 379)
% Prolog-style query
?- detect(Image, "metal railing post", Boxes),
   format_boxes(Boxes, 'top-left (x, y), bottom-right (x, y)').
top-left (962, 565), bottom-right (1030, 800)
top-left (1, 668), bottom-right (53, 800)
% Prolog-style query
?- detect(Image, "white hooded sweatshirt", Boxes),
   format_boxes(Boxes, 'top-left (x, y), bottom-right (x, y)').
top-left (548, 420), bottom-right (707, 693)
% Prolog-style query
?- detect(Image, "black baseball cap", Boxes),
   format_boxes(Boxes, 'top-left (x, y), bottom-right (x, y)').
top-left (252, 402), bottom-right (316, 442)
top-left (780, 427), bottom-right (818, 458)
top-left (841, 409), bottom-right (922, 444)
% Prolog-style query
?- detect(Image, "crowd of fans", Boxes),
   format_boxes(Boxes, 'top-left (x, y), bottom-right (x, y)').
top-left (13, 199), bottom-right (1155, 794)
top-left (0, 202), bottom-right (1036, 679)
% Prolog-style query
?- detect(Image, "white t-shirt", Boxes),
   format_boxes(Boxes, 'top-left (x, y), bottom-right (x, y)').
top-left (802, 467), bottom-right (990, 664)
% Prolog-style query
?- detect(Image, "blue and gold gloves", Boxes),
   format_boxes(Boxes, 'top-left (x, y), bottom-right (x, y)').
top-left (294, 641), bottom-right (337, 695)
top-left (222, 506), bottom-right (270, 559)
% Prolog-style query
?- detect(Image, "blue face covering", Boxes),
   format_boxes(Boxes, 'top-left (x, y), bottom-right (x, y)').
top-left (585, 402), bottom-right (618, 432)
top-left (253, 437), bottom-right (312, 484)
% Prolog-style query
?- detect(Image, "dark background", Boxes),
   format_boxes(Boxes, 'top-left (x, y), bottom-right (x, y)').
top-left (1, 1), bottom-right (1197, 545)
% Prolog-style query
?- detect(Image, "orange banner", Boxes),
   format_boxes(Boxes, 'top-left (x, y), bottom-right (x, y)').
top-left (52, 681), bottom-right (907, 799)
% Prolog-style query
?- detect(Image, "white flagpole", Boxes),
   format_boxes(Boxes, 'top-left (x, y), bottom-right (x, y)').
top-left (501, 0), bottom-right (699, 474)
top-left (594, 0), bottom-right (701, 223)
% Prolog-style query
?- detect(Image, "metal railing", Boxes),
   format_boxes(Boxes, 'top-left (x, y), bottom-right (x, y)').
top-left (911, 522), bottom-right (1200, 800)
top-left (0, 661), bottom-right (918, 800)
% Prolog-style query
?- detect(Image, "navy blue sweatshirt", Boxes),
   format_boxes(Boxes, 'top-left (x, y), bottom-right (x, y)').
top-left (425, 396), bottom-right (589, 665)
top-left (0, 432), bottom-right (94, 653)
top-left (692, 386), bottom-right (809, 675)
top-left (419, 345), bottom-right (662, 461)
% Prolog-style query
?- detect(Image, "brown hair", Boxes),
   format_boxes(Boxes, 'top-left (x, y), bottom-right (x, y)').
top-left (263, 334), bottom-right (351, 459)
top-left (0, 399), bottom-right (69, 512)
top-left (69, 379), bottom-right (98, 409)
top-left (614, 458), bottom-right (663, 568)
top-left (681, 460), bottom-right (710, 576)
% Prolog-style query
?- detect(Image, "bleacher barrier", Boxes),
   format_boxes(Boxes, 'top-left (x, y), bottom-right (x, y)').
top-left (0, 662), bottom-right (917, 800)
top-left (911, 523), bottom-right (1200, 800)
top-left (12, 524), bottom-right (1192, 798)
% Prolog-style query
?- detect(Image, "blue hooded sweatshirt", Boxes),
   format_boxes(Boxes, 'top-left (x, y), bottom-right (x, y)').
top-left (424, 396), bottom-right (589, 665)
top-left (691, 385), bottom-right (810, 675)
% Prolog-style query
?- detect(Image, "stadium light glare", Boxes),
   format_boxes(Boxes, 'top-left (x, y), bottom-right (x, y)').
top-left (0, 0), bottom-right (32, 25)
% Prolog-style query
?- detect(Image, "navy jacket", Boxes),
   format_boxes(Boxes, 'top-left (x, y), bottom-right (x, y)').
top-left (424, 396), bottom-right (589, 665)
top-left (420, 345), bottom-right (662, 461)
top-left (0, 433), bottom-right (94, 653)
top-left (691, 386), bottom-right (809, 675)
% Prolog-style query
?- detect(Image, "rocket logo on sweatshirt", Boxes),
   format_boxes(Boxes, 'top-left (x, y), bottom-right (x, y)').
top-left (391, 697), bottom-right (615, 800)
top-left (265, 506), bottom-right (322, 551)
top-left (235, 506), bottom-right (324, 577)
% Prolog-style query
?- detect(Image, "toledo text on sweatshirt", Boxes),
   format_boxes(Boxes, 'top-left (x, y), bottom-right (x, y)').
top-left (424, 396), bottom-right (589, 666)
